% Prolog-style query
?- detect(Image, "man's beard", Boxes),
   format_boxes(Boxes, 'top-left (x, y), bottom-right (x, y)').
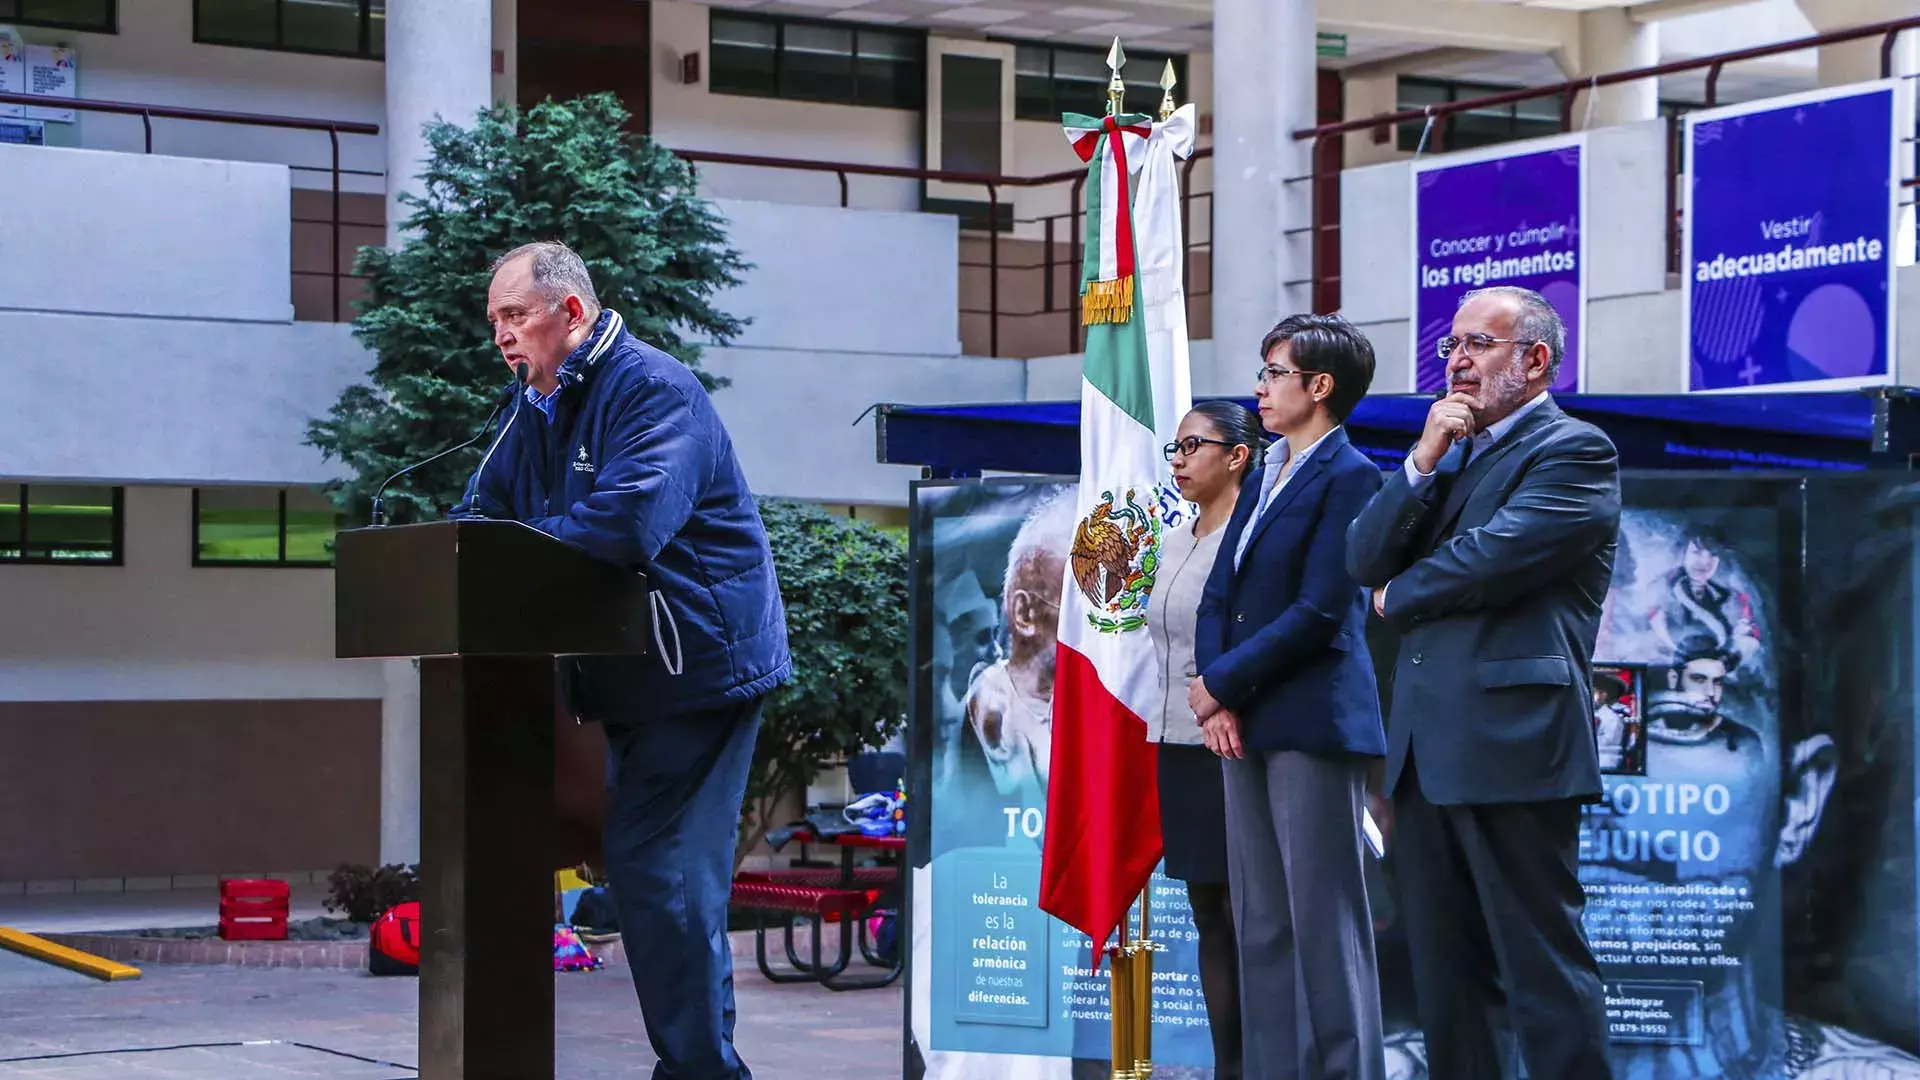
top-left (1453, 354), bottom-right (1531, 418)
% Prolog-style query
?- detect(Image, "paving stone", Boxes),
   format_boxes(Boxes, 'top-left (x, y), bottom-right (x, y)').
top-left (0, 953), bottom-right (902, 1078)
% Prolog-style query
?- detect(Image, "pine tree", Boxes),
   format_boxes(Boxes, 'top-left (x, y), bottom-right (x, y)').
top-left (307, 93), bottom-right (749, 522)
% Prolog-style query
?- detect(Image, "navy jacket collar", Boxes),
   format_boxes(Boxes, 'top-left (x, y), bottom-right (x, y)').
top-left (554, 309), bottom-right (626, 396)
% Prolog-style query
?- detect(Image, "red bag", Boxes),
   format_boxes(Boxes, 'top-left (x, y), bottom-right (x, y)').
top-left (369, 901), bottom-right (421, 976)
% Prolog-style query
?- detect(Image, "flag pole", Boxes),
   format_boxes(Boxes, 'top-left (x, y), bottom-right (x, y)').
top-left (1098, 36), bottom-right (1138, 1080)
top-left (1133, 887), bottom-right (1154, 1079)
top-left (1120, 56), bottom-right (1182, 1080)
top-left (1111, 920), bottom-right (1135, 1080)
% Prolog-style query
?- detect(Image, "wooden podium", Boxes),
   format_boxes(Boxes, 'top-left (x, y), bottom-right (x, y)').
top-left (334, 520), bottom-right (650, 1079)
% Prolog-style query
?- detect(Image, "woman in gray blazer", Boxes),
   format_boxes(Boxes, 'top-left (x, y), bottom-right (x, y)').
top-left (1146, 399), bottom-right (1266, 1080)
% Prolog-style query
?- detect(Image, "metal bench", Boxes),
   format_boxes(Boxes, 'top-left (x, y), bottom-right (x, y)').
top-left (728, 878), bottom-right (901, 991)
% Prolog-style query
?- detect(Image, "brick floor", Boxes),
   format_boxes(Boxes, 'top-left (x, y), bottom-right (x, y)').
top-left (0, 946), bottom-right (902, 1078)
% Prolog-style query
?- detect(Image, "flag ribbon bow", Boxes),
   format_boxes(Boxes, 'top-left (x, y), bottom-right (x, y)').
top-left (1063, 111), bottom-right (1153, 327)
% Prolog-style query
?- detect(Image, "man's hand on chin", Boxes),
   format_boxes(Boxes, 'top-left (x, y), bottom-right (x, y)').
top-left (1411, 392), bottom-right (1478, 475)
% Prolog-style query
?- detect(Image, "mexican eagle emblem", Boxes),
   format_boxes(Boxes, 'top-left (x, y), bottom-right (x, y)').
top-left (1070, 487), bottom-right (1163, 634)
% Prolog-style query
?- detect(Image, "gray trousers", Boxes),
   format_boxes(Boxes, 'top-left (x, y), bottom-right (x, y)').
top-left (1224, 749), bottom-right (1386, 1080)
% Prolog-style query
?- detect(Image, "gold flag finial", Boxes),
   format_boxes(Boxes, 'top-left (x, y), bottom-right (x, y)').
top-left (1105, 37), bottom-right (1127, 116)
top-left (1157, 59), bottom-right (1178, 121)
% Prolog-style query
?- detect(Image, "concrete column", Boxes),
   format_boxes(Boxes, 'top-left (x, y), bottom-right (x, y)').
top-left (380, 0), bottom-right (493, 863)
top-left (1209, 0), bottom-right (1316, 394)
top-left (492, 0), bottom-right (518, 109)
top-left (1795, 0), bottom-right (1919, 267)
top-left (1557, 9), bottom-right (1660, 129)
top-left (379, 659), bottom-right (422, 865)
top-left (385, 0), bottom-right (493, 245)
top-left (1795, 0), bottom-right (1918, 87)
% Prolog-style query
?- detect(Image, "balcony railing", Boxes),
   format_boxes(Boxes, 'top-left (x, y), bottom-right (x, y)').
top-left (1288, 14), bottom-right (1920, 309)
top-left (4, 12), bottom-right (1912, 355)
top-left (0, 89), bottom-right (382, 323)
top-left (676, 148), bottom-right (1215, 359)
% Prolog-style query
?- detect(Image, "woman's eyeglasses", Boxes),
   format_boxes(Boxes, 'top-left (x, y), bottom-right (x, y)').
top-left (1164, 436), bottom-right (1234, 461)
top-left (1255, 364), bottom-right (1318, 384)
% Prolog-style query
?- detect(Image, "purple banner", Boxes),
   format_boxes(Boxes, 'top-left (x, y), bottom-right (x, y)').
top-left (1413, 141), bottom-right (1584, 393)
top-left (1685, 85), bottom-right (1896, 392)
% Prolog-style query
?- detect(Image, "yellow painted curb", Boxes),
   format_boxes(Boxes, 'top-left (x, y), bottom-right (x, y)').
top-left (0, 927), bottom-right (141, 981)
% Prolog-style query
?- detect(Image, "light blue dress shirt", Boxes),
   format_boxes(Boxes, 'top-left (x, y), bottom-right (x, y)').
top-left (1231, 426), bottom-right (1341, 572)
top-left (526, 383), bottom-right (559, 420)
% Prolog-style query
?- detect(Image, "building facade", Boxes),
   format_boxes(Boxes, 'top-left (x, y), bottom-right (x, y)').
top-left (0, 0), bottom-right (1915, 888)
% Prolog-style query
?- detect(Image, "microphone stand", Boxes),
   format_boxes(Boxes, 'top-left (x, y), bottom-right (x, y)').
top-left (369, 364), bottom-right (529, 527)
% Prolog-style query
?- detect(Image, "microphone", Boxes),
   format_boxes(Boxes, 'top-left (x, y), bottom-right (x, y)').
top-left (369, 363), bottom-right (529, 527)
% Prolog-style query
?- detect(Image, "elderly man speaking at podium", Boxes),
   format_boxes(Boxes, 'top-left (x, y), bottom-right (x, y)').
top-left (451, 240), bottom-right (791, 1080)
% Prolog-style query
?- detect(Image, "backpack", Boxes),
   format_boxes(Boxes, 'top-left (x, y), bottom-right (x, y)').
top-left (369, 901), bottom-right (421, 976)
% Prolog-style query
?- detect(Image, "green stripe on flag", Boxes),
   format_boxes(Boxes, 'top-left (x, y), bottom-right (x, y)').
top-left (1081, 151), bottom-right (1104, 284)
top-left (1083, 310), bottom-right (1154, 430)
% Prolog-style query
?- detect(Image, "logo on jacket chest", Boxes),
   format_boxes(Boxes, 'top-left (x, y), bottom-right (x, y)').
top-left (572, 445), bottom-right (595, 475)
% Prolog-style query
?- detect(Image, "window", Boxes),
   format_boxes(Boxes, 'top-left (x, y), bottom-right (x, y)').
top-left (195, 0), bottom-right (384, 60)
top-left (1396, 78), bottom-right (1700, 154)
top-left (709, 13), bottom-right (922, 110)
top-left (193, 486), bottom-right (343, 567)
top-left (0, 484), bottom-right (122, 564)
top-left (0, 0), bottom-right (115, 33)
top-left (1012, 43), bottom-right (1185, 122)
top-left (1396, 78), bottom-right (1568, 154)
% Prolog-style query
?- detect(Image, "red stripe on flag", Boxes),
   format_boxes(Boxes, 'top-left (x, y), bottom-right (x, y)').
top-left (1038, 642), bottom-right (1164, 958)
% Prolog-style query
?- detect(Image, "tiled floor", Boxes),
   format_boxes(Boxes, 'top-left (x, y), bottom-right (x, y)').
top-left (0, 949), bottom-right (902, 1079)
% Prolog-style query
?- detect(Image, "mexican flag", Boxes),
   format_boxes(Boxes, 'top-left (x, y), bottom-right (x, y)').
top-left (1039, 111), bottom-right (1193, 954)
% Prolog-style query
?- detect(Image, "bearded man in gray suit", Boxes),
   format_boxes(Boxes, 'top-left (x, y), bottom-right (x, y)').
top-left (1347, 285), bottom-right (1620, 1080)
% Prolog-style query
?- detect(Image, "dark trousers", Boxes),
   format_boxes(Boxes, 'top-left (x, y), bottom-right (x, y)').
top-left (1391, 758), bottom-right (1611, 1080)
top-left (1224, 750), bottom-right (1384, 1080)
top-left (603, 697), bottom-right (765, 1080)
top-left (1187, 882), bottom-right (1243, 1080)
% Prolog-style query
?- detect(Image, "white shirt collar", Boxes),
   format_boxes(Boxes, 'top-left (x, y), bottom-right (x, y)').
top-left (1265, 425), bottom-right (1341, 469)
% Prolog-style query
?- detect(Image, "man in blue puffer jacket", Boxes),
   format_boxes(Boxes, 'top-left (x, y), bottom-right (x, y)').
top-left (452, 241), bottom-right (789, 1080)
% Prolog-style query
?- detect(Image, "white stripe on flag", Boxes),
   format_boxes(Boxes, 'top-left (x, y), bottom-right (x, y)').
top-left (1099, 149), bottom-right (1120, 281)
top-left (1057, 384), bottom-right (1166, 723)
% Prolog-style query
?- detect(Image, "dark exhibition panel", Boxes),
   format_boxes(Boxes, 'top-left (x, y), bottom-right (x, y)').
top-left (891, 388), bottom-right (1920, 1079)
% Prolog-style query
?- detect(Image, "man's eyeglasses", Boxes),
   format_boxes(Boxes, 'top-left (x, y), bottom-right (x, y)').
top-left (1436, 334), bottom-right (1537, 360)
top-left (1164, 436), bottom-right (1233, 461)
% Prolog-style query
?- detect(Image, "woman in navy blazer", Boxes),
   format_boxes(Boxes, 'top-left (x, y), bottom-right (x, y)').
top-left (1189, 313), bottom-right (1389, 1080)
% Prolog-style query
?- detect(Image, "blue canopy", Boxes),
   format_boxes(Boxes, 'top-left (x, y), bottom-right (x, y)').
top-left (876, 391), bottom-right (1884, 477)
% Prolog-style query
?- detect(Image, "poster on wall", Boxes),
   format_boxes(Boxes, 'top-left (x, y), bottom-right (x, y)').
top-left (0, 32), bottom-right (23, 121)
top-left (908, 478), bottom-right (1218, 1079)
top-left (1410, 134), bottom-right (1586, 394)
top-left (24, 44), bottom-right (76, 123)
top-left (1683, 82), bottom-right (1899, 392)
top-left (0, 31), bottom-right (76, 124)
